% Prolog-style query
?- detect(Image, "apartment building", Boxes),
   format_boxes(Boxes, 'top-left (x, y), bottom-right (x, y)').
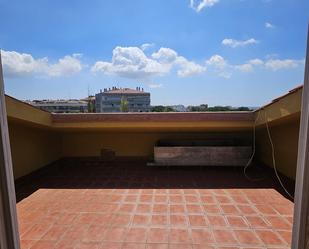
top-left (95, 87), bottom-right (150, 112)
top-left (26, 99), bottom-right (88, 113)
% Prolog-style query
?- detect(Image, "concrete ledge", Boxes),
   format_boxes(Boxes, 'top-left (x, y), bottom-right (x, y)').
top-left (153, 146), bottom-right (252, 166)
top-left (51, 112), bottom-right (255, 123)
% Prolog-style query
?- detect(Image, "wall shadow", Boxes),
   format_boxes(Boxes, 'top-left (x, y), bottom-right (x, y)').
top-left (15, 157), bottom-right (295, 203)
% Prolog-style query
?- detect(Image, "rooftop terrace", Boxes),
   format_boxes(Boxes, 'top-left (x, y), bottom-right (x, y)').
top-left (16, 159), bottom-right (294, 249)
top-left (2, 85), bottom-right (302, 249)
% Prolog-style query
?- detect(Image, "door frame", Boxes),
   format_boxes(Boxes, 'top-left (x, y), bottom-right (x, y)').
top-left (0, 26), bottom-right (309, 249)
top-left (0, 51), bottom-right (20, 249)
top-left (291, 25), bottom-right (309, 249)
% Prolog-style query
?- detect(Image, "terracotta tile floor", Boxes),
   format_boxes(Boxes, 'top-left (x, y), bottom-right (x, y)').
top-left (15, 159), bottom-right (294, 249)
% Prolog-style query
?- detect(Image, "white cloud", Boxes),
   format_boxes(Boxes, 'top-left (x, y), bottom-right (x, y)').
top-left (190, 0), bottom-right (219, 12)
top-left (175, 56), bottom-right (206, 77)
top-left (152, 48), bottom-right (206, 77)
top-left (264, 59), bottom-right (303, 71)
top-left (205, 54), bottom-right (304, 77)
top-left (148, 83), bottom-right (163, 89)
top-left (265, 22), bottom-right (275, 29)
top-left (141, 43), bottom-right (155, 51)
top-left (218, 72), bottom-right (232, 79)
top-left (92, 46), bottom-right (206, 78)
top-left (152, 48), bottom-right (178, 64)
top-left (234, 58), bottom-right (264, 73)
top-left (206, 54), bottom-right (227, 69)
top-left (248, 58), bottom-right (264, 66)
top-left (234, 58), bottom-right (304, 72)
top-left (92, 47), bottom-right (170, 79)
top-left (1, 50), bottom-right (48, 77)
top-left (1, 50), bottom-right (83, 78)
top-left (234, 63), bottom-right (254, 72)
top-left (206, 54), bottom-right (231, 78)
top-left (222, 38), bottom-right (259, 48)
top-left (47, 54), bottom-right (83, 77)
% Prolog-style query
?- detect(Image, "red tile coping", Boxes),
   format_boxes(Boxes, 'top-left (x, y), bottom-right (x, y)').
top-left (51, 112), bottom-right (255, 123)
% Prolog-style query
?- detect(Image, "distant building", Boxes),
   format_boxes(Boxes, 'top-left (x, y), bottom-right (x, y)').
top-left (27, 99), bottom-right (88, 113)
top-left (169, 105), bottom-right (187, 112)
top-left (95, 87), bottom-right (151, 112)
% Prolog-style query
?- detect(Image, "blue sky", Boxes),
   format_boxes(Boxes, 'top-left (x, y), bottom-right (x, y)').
top-left (0, 0), bottom-right (308, 106)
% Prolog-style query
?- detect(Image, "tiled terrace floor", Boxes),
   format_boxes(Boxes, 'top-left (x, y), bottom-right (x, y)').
top-left (16, 159), bottom-right (294, 249)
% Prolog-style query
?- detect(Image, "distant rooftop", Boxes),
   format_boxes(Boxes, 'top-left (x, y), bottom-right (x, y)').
top-left (25, 99), bottom-right (88, 104)
top-left (99, 86), bottom-right (150, 95)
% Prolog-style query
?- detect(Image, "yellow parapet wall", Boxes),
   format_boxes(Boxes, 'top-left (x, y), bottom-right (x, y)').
top-left (61, 131), bottom-right (252, 158)
top-left (4, 86), bottom-right (303, 180)
top-left (254, 86), bottom-right (302, 179)
top-left (5, 96), bottom-right (59, 179)
top-left (6, 95), bottom-right (52, 128)
top-left (51, 112), bottom-right (254, 132)
top-left (256, 117), bottom-right (300, 179)
top-left (5, 95), bottom-right (254, 131)
top-left (255, 85), bottom-right (302, 126)
top-left (8, 122), bottom-right (62, 179)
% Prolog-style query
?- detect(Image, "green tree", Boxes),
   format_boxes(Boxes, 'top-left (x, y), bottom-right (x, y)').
top-left (207, 106), bottom-right (232, 111)
top-left (120, 97), bottom-right (129, 112)
top-left (236, 106), bottom-right (251, 111)
top-left (163, 106), bottom-right (175, 112)
top-left (188, 104), bottom-right (208, 112)
top-left (87, 100), bottom-right (95, 112)
top-left (151, 106), bottom-right (175, 112)
top-left (151, 105), bottom-right (165, 112)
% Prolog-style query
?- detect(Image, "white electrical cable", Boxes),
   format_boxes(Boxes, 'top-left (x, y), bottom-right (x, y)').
top-left (264, 109), bottom-right (294, 200)
top-left (244, 108), bottom-right (294, 199)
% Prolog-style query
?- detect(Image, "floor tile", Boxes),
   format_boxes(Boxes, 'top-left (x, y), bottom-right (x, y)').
top-left (213, 229), bottom-right (237, 244)
top-left (122, 242), bottom-right (146, 249)
top-left (147, 228), bottom-right (169, 243)
top-left (255, 230), bottom-right (285, 246)
top-left (207, 215), bottom-right (227, 227)
top-left (103, 227), bottom-right (126, 242)
top-left (42, 225), bottom-right (69, 241)
top-left (31, 240), bottom-right (57, 249)
top-left (125, 228), bottom-right (147, 242)
top-left (233, 230), bottom-right (261, 245)
top-left (170, 205), bottom-right (186, 213)
top-left (20, 240), bottom-right (36, 249)
top-left (169, 229), bottom-right (192, 243)
top-left (146, 244), bottom-right (168, 249)
top-left (151, 215), bottom-right (168, 226)
top-left (153, 204), bottom-right (168, 213)
top-left (170, 215), bottom-right (187, 226)
top-left (83, 225), bottom-right (106, 242)
top-left (226, 216), bottom-right (248, 228)
top-left (188, 215), bottom-right (208, 227)
top-left (191, 228), bottom-right (214, 244)
top-left (265, 216), bottom-right (292, 230)
top-left (21, 223), bottom-right (52, 240)
top-left (245, 216), bottom-right (269, 228)
top-left (132, 214), bottom-right (150, 226)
